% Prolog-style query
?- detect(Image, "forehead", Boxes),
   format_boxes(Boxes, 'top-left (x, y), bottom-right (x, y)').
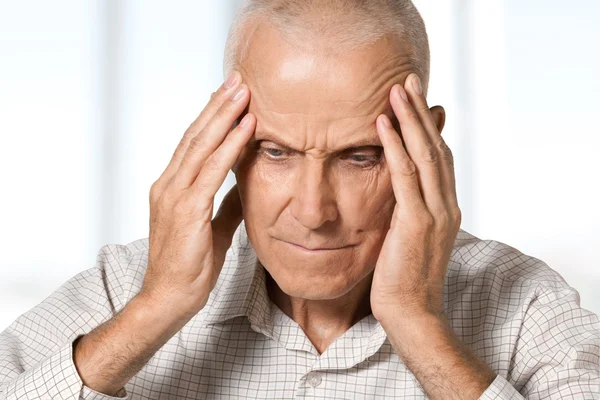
top-left (237, 22), bottom-right (414, 122)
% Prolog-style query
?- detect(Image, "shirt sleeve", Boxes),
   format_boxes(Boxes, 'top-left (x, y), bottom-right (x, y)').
top-left (0, 243), bottom-right (138, 399)
top-left (478, 374), bottom-right (525, 399)
top-left (484, 284), bottom-right (600, 399)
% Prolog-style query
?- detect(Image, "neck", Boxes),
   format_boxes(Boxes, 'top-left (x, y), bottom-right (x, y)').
top-left (265, 268), bottom-right (373, 354)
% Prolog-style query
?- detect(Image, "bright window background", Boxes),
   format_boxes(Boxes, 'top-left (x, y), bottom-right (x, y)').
top-left (1, 0), bottom-right (598, 332)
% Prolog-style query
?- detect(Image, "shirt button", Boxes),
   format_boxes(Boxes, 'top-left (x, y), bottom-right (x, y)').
top-left (306, 372), bottom-right (322, 388)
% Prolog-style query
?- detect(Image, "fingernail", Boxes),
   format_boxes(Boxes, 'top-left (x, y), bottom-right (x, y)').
top-left (411, 74), bottom-right (422, 95)
top-left (239, 114), bottom-right (251, 128)
top-left (379, 115), bottom-right (392, 129)
top-left (395, 84), bottom-right (409, 103)
top-left (231, 86), bottom-right (246, 101)
top-left (224, 71), bottom-right (240, 89)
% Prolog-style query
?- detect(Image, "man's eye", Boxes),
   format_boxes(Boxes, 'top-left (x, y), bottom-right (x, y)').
top-left (262, 147), bottom-right (286, 158)
top-left (350, 154), bottom-right (371, 162)
top-left (343, 149), bottom-right (382, 166)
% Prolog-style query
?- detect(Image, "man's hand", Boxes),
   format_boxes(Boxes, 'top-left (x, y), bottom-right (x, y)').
top-left (370, 73), bottom-right (496, 399)
top-left (370, 72), bottom-right (460, 322)
top-left (73, 71), bottom-right (257, 396)
top-left (141, 70), bottom-right (256, 319)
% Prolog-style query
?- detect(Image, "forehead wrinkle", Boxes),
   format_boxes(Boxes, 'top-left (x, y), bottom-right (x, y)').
top-left (351, 57), bottom-right (414, 113)
top-left (242, 50), bottom-right (412, 116)
top-left (247, 62), bottom-right (406, 125)
top-left (249, 79), bottom-right (396, 154)
top-left (325, 69), bottom-right (412, 129)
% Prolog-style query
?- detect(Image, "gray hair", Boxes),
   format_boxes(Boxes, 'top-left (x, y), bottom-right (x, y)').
top-left (223, 0), bottom-right (430, 93)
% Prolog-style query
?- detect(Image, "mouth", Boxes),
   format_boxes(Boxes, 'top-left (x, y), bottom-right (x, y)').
top-left (280, 240), bottom-right (355, 252)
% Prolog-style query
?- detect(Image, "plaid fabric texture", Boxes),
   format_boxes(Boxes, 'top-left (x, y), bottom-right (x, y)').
top-left (1, 221), bottom-right (599, 399)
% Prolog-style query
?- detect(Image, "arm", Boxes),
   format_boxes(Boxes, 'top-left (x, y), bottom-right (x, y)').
top-left (0, 244), bottom-right (132, 400)
top-left (380, 314), bottom-right (498, 399)
top-left (379, 284), bottom-right (600, 400)
top-left (507, 285), bottom-right (599, 399)
top-left (72, 291), bottom-right (192, 397)
top-left (0, 246), bottom-right (197, 400)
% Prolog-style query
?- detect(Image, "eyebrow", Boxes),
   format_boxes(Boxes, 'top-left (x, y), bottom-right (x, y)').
top-left (252, 113), bottom-right (398, 152)
top-left (251, 131), bottom-right (385, 153)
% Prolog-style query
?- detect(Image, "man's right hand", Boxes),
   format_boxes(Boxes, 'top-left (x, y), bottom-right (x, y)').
top-left (73, 71), bottom-right (256, 396)
top-left (140, 70), bottom-right (255, 319)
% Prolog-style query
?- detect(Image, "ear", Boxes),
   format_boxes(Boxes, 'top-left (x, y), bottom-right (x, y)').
top-left (430, 105), bottom-right (446, 135)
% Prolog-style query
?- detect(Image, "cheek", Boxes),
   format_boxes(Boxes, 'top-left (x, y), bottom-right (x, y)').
top-left (236, 156), bottom-right (291, 220)
top-left (334, 165), bottom-right (395, 228)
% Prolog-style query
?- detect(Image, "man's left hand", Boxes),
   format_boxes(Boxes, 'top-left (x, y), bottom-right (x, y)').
top-left (370, 72), bottom-right (461, 323)
top-left (370, 73), bottom-right (498, 399)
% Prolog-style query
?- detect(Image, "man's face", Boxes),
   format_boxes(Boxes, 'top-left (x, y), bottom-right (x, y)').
top-left (234, 23), bottom-right (416, 300)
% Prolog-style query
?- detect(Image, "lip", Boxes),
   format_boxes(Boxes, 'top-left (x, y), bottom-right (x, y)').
top-left (281, 240), bottom-right (354, 252)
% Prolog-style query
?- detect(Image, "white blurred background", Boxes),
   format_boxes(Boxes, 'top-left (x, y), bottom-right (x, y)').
top-left (1, 0), bottom-right (598, 332)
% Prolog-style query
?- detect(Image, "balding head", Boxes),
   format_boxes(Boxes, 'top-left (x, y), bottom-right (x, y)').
top-left (224, 0), bottom-right (430, 95)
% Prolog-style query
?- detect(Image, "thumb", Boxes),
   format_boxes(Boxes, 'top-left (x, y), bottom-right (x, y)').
top-left (211, 184), bottom-right (243, 254)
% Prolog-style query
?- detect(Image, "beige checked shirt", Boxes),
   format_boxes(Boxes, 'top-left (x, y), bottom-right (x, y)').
top-left (1, 221), bottom-right (599, 399)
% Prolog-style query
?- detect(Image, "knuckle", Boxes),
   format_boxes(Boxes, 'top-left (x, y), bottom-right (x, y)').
top-left (435, 138), bottom-right (454, 164)
top-left (417, 104), bottom-right (431, 115)
top-left (434, 208), bottom-right (462, 231)
top-left (398, 158), bottom-right (418, 177)
top-left (149, 181), bottom-right (161, 201)
top-left (160, 179), bottom-right (182, 205)
top-left (435, 212), bottom-right (452, 230)
top-left (408, 212), bottom-right (433, 233)
top-left (182, 127), bottom-right (197, 141)
top-left (188, 134), bottom-right (206, 153)
top-left (406, 110), bottom-right (420, 123)
top-left (202, 153), bottom-right (223, 175)
top-left (452, 207), bottom-right (462, 225)
top-left (179, 130), bottom-right (198, 152)
top-left (421, 213), bottom-right (435, 229)
top-left (421, 143), bottom-right (438, 164)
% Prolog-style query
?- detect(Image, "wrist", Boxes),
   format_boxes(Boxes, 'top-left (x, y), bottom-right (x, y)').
top-left (376, 306), bottom-right (442, 329)
top-left (131, 291), bottom-right (198, 337)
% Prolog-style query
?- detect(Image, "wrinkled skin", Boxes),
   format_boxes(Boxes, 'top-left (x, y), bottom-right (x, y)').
top-left (232, 22), bottom-right (445, 351)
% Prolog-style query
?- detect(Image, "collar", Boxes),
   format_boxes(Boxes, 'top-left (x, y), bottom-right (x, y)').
top-left (199, 220), bottom-right (270, 328)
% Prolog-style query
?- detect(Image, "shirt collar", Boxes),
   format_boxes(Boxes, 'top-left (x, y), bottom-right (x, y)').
top-left (199, 220), bottom-right (271, 328)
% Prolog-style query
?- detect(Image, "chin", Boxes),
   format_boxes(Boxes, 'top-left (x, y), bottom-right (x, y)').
top-left (265, 264), bottom-right (371, 301)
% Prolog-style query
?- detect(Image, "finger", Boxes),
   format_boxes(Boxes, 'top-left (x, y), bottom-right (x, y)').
top-left (191, 112), bottom-right (256, 201)
top-left (172, 84), bottom-right (250, 189)
top-left (389, 83), bottom-right (445, 215)
top-left (429, 105), bottom-right (458, 210)
top-left (376, 113), bottom-right (429, 219)
top-left (404, 73), bottom-right (459, 210)
top-left (156, 71), bottom-right (242, 189)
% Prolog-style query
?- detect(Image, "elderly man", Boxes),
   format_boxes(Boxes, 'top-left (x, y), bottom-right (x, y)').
top-left (1, 1), bottom-right (599, 399)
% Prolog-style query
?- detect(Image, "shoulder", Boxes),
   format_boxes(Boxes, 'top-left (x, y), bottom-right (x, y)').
top-left (450, 228), bottom-right (571, 292)
top-left (445, 228), bottom-right (586, 328)
top-left (445, 230), bottom-right (600, 362)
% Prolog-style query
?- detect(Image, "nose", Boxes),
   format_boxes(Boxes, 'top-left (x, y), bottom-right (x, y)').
top-left (290, 161), bottom-right (338, 230)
